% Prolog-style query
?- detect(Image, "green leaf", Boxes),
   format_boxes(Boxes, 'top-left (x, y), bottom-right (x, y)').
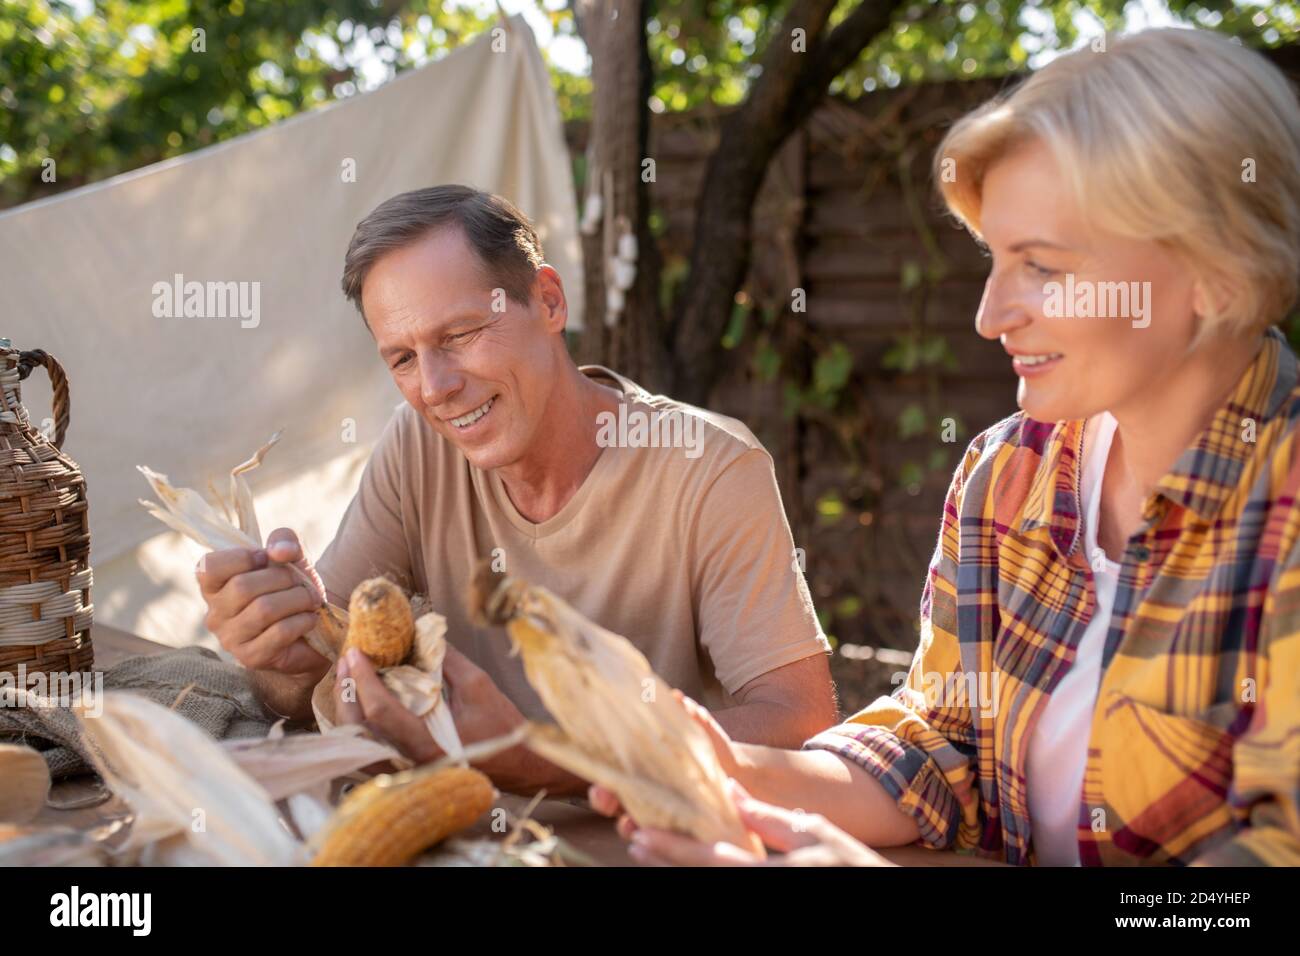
top-left (815, 490), bottom-right (846, 523)
top-left (882, 335), bottom-right (920, 373)
top-left (781, 381), bottom-right (803, 420)
top-left (919, 334), bottom-right (951, 367)
top-left (897, 402), bottom-right (927, 439)
top-left (812, 342), bottom-right (853, 395)
top-left (721, 304), bottom-right (748, 350)
top-left (754, 338), bottom-right (782, 383)
top-left (835, 596), bottom-right (863, 619)
top-left (900, 259), bottom-right (923, 292)
top-left (899, 461), bottom-right (925, 492)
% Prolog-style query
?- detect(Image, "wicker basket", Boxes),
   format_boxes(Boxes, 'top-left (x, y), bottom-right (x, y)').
top-left (0, 340), bottom-right (93, 688)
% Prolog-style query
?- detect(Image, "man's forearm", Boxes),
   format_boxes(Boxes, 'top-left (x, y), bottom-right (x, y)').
top-left (479, 743), bottom-right (588, 797)
top-left (712, 697), bottom-right (837, 750)
top-left (731, 742), bottom-right (921, 848)
top-left (710, 654), bottom-right (840, 749)
top-left (249, 668), bottom-right (321, 722)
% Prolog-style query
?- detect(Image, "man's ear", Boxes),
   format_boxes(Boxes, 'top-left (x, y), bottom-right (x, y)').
top-left (534, 264), bottom-right (568, 334)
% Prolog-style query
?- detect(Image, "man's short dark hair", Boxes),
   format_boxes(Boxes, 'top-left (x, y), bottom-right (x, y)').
top-left (341, 185), bottom-right (545, 319)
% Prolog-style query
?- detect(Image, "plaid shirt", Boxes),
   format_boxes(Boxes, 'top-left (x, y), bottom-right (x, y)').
top-left (806, 328), bottom-right (1300, 865)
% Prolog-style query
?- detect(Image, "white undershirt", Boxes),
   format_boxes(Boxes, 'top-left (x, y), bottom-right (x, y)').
top-left (1026, 411), bottom-right (1120, 866)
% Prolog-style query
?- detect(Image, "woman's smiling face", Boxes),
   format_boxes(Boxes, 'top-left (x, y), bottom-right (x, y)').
top-left (974, 139), bottom-right (1205, 424)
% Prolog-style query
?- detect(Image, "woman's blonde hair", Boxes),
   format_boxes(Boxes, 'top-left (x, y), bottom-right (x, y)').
top-left (936, 28), bottom-right (1300, 334)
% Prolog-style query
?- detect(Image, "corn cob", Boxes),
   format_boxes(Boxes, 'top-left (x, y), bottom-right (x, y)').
top-left (343, 576), bottom-right (415, 668)
top-left (311, 765), bottom-right (494, 866)
top-left (0, 744), bottom-right (51, 824)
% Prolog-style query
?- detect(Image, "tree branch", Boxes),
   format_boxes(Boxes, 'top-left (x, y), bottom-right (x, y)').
top-left (669, 0), bottom-right (906, 402)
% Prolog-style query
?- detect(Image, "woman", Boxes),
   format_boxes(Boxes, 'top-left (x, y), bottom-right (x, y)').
top-left (595, 27), bottom-right (1300, 866)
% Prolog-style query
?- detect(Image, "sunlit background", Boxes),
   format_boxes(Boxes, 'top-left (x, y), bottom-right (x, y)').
top-left (2, 0), bottom-right (1296, 208)
top-left (3, 0), bottom-right (1297, 703)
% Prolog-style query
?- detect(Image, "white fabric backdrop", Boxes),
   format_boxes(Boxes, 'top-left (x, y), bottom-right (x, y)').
top-left (0, 17), bottom-right (583, 648)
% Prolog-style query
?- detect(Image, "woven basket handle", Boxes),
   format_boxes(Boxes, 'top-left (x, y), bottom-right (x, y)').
top-left (17, 349), bottom-right (70, 450)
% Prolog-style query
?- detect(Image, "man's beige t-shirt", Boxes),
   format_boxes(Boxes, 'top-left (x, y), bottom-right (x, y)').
top-left (314, 365), bottom-right (829, 720)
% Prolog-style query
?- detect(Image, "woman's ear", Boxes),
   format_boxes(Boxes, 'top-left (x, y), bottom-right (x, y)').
top-left (534, 265), bottom-right (568, 334)
top-left (1185, 279), bottom-right (1216, 352)
top-left (1191, 273), bottom-right (1237, 330)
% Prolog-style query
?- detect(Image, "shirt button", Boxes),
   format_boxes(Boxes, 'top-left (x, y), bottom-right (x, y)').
top-left (1133, 545), bottom-right (1151, 561)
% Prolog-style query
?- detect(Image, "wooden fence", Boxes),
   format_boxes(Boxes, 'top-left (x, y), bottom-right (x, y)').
top-left (567, 47), bottom-right (1300, 710)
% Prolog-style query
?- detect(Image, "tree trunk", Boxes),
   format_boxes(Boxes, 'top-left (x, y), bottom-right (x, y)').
top-left (571, 0), bottom-right (670, 390)
top-left (669, 0), bottom-right (906, 403)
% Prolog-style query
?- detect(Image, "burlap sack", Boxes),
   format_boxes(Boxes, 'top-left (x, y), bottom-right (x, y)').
top-left (0, 646), bottom-right (274, 778)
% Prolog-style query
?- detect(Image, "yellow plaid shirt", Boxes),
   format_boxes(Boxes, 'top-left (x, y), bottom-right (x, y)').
top-left (806, 328), bottom-right (1300, 865)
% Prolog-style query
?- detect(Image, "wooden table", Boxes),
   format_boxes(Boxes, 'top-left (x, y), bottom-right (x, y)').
top-left (38, 623), bottom-right (1000, 867)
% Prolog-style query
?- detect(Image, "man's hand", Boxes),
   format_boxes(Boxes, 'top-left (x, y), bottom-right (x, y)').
top-left (624, 780), bottom-right (896, 867)
top-left (334, 644), bottom-right (583, 794)
top-left (335, 648), bottom-right (443, 763)
top-left (197, 527), bottom-right (329, 688)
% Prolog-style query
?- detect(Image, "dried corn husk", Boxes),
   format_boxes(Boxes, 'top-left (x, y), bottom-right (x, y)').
top-left (74, 692), bottom-right (306, 866)
top-left (0, 823), bottom-right (108, 866)
top-left (428, 791), bottom-right (596, 867)
top-left (0, 743), bottom-right (50, 823)
top-left (137, 432), bottom-right (347, 661)
top-left (285, 789), bottom-right (335, 843)
top-left (389, 612), bottom-right (464, 760)
top-left (469, 565), bottom-right (761, 853)
top-left (313, 608), bottom-right (464, 763)
top-left (222, 722), bottom-right (403, 801)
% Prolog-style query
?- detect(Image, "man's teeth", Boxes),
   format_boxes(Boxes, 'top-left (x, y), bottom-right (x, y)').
top-left (1018, 353), bottom-right (1063, 366)
top-left (451, 397), bottom-right (494, 428)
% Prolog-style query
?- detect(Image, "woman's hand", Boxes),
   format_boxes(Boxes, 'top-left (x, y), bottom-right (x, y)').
top-left (587, 689), bottom-right (896, 865)
top-left (624, 779), bottom-right (896, 867)
top-left (676, 691), bottom-right (743, 778)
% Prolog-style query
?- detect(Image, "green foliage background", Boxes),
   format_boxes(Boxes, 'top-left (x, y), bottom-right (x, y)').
top-left (4, 1), bottom-right (1297, 207)
top-left (3, 0), bottom-right (1298, 658)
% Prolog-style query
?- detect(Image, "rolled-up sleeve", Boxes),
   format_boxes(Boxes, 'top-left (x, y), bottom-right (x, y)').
top-left (690, 449), bottom-right (831, 694)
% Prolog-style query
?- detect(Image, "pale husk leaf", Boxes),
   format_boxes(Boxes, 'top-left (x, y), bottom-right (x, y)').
top-left (474, 571), bottom-right (756, 850)
top-left (285, 787), bottom-right (335, 842)
top-left (0, 824), bottom-right (107, 866)
top-left (75, 692), bottom-right (305, 866)
top-left (222, 724), bottom-right (403, 801)
top-left (137, 438), bottom-right (347, 662)
top-left (228, 430), bottom-right (281, 542)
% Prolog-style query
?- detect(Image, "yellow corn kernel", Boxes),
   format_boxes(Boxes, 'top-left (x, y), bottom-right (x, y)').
top-left (311, 766), bottom-right (494, 867)
top-left (343, 576), bottom-right (414, 668)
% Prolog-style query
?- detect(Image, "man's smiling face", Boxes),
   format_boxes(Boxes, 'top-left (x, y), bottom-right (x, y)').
top-left (362, 225), bottom-right (565, 471)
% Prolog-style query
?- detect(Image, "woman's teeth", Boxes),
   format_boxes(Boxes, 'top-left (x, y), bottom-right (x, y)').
top-left (1018, 353), bottom-right (1063, 366)
top-left (451, 397), bottom-right (495, 428)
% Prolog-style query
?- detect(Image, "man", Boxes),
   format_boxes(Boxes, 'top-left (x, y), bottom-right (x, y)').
top-left (197, 185), bottom-right (836, 794)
